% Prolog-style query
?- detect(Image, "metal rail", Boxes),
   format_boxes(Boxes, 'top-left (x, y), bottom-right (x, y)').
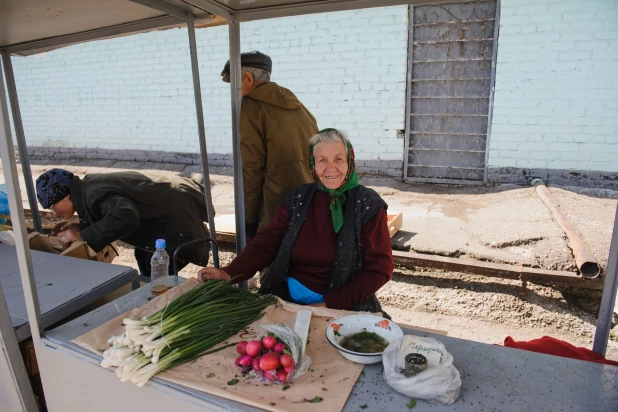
top-left (392, 250), bottom-right (604, 290)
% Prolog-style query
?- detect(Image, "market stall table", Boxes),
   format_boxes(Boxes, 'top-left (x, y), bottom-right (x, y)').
top-left (0, 243), bottom-right (138, 341)
top-left (42, 285), bottom-right (618, 412)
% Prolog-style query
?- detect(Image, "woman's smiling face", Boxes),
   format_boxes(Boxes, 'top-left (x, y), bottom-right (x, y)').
top-left (314, 142), bottom-right (348, 190)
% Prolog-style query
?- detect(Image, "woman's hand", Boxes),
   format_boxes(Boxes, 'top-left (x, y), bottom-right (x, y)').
top-left (51, 221), bottom-right (81, 236)
top-left (57, 229), bottom-right (82, 246)
top-left (197, 267), bottom-right (231, 283)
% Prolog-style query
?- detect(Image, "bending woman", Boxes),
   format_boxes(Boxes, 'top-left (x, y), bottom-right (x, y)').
top-left (198, 129), bottom-right (393, 314)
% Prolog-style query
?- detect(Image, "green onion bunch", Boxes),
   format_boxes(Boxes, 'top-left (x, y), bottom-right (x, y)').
top-left (102, 280), bottom-right (276, 387)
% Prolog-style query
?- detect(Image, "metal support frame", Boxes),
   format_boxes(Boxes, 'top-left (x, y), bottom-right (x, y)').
top-left (130, 0), bottom-right (191, 20)
top-left (187, 16), bottom-right (219, 267)
top-left (184, 0), bottom-right (233, 20)
top-left (402, 5), bottom-right (414, 181)
top-left (0, 58), bottom-right (43, 345)
top-left (235, 0), bottom-right (433, 22)
top-left (1, 51), bottom-right (42, 233)
top-left (4, 16), bottom-right (185, 55)
top-left (228, 22), bottom-right (247, 256)
top-left (593, 204), bottom-right (618, 356)
top-left (484, 0), bottom-right (501, 184)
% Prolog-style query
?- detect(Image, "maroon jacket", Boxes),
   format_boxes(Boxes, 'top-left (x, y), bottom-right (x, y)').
top-left (224, 191), bottom-right (393, 309)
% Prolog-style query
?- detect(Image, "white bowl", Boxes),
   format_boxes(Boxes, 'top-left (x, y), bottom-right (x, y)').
top-left (325, 314), bottom-right (404, 364)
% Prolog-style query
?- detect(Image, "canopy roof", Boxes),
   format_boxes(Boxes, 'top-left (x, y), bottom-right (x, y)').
top-left (0, 0), bottom-right (412, 55)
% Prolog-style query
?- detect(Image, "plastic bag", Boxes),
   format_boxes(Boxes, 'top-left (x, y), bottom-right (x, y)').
top-left (0, 184), bottom-right (8, 225)
top-left (253, 323), bottom-right (311, 384)
top-left (0, 230), bottom-right (15, 245)
top-left (382, 335), bottom-right (461, 405)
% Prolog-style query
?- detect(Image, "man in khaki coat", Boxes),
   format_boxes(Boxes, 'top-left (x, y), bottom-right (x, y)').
top-left (222, 51), bottom-right (318, 236)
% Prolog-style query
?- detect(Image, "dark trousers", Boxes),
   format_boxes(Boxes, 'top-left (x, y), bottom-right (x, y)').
top-left (134, 248), bottom-right (187, 277)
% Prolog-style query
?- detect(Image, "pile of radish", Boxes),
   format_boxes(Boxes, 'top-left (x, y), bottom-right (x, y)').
top-left (235, 334), bottom-right (296, 383)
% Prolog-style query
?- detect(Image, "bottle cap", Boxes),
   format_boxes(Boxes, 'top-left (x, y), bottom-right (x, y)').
top-left (155, 239), bottom-right (166, 249)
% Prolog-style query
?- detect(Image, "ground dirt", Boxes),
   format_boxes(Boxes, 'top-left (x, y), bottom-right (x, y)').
top-left (5, 160), bottom-right (618, 361)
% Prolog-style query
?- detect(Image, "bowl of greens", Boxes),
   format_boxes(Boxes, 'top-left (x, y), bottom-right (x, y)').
top-left (325, 314), bottom-right (404, 364)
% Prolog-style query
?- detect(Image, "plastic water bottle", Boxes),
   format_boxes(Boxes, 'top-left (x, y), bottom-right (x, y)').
top-left (150, 239), bottom-right (170, 296)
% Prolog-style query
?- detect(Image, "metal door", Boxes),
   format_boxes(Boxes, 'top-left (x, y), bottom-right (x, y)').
top-left (404, 0), bottom-right (499, 184)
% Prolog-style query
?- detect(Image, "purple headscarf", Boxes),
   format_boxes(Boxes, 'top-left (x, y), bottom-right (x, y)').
top-left (36, 169), bottom-right (74, 209)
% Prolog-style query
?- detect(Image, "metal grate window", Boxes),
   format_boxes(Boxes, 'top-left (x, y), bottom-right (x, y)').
top-left (404, 0), bottom-right (499, 184)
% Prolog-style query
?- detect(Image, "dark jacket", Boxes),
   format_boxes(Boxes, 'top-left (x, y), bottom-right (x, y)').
top-left (71, 172), bottom-right (211, 265)
top-left (240, 82), bottom-right (318, 234)
top-left (260, 183), bottom-right (389, 313)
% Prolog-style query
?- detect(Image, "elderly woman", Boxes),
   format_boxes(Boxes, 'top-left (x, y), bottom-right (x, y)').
top-left (198, 129), bottom-right (393, 313)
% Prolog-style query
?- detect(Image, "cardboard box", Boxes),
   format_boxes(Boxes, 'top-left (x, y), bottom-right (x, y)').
top-left (387, 211), bottom-right (403, 239)
top-left (27, 232), bottom-right (118, 263)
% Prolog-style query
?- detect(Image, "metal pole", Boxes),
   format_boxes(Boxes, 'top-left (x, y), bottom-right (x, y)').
top-left (0, 284), bottom-right (39, 412)
top-left (402, 5), bottom-right (414, 181)
top-left (592, 204), bottom-right (618, 356)
top-left (1, 51), bottom-right (43, 233)
top-left (228, 21), bottom-right (246, 255)
top-left (0, 55), bottom-right (43, 345)
top-left (484, 0), bottom-right (501, 184)
top-left (187, 16), bottom-right (218, 268)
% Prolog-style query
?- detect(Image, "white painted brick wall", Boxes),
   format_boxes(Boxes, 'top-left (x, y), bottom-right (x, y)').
top-left (489, 0), bottom-right (618, 172)
top-left (8, 6), bottom-right (408, 164)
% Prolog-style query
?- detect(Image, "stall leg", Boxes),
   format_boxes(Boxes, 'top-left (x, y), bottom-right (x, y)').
top-left (0, 284), bottom-right (39, 411)
top-left (187, 16), bottom-right (218, 268)
top-left (0, 50), bottom-right (43, 345)
top-left (228, 21), bottom-right (246, 255)
top-left (228, 22), bottom-right (248, 288)
top-left (1, 51), bottom-right (42, 233)
top-left (593, 205), bottom-right (618, 356)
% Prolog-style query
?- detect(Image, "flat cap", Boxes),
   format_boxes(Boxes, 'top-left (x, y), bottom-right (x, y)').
top-left (221, 50), bottom-right (272, 83)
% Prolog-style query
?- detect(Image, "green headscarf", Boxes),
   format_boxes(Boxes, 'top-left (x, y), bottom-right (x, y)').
top-left (308, 128), bottom-right (359, 233)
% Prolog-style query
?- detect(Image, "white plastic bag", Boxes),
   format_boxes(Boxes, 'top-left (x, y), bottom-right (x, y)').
top-left (382, 335), bottom-right (461, 405)
top-left (0, 230), bottom-right (15, 245)
top-left (252, 323), bottom-right (311, 384)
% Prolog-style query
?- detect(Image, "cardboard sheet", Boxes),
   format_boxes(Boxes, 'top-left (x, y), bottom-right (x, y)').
top-left (73, 279), bottom-right (365, 412)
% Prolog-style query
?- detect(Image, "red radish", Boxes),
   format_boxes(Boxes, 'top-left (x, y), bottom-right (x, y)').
top-left (236, 341), bottom-right (248, 355)
top-left (246, 340), bottom-right (262, 357)
top-left (263, 370), bottom-right (277, 381)
top-left (284, 363), bottom-right (295, 374)
top-left (262, 335), bottom-right (276, 350)
top-left (259, 352), bottom-right (281, 371)
top-left (235, 356), bottom-right (243, 366)
top-left (274, 343), bottom-right (286, 353)
top-left (276, 368), bottom-right (288, 382)
top-left (252, 356), bottom-right (262, 372)
top-left (238, 355), bottom-right (253, 367)
top-left (280, 354), bottom-right (294, 367)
